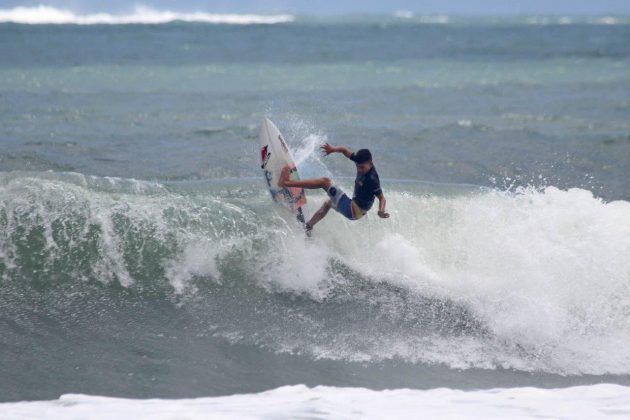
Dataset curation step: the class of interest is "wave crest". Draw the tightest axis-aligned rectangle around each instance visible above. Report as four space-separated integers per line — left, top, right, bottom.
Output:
0 5 294 25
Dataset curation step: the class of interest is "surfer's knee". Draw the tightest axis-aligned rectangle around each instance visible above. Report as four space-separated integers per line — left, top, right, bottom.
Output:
321 177 332 190
323 199 332 210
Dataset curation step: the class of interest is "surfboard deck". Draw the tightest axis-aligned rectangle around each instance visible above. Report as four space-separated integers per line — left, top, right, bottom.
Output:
259 118 309 228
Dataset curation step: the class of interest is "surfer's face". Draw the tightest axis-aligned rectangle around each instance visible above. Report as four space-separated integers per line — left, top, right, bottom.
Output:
355 161 372 175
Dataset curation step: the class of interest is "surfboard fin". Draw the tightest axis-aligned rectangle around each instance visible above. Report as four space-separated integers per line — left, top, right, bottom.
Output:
304 223 313 238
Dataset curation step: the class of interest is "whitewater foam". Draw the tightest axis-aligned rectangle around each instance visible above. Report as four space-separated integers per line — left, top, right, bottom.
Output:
0 5 294 25
215 182 630 374
3 384 630 419
524 16 624 25
317 186 630 373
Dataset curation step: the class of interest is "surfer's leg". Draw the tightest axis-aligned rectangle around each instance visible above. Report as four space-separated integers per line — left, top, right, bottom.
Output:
278 165 332 191
307 199 332 229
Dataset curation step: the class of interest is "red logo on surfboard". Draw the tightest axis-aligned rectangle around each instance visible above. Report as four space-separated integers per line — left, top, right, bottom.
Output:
261 145 271 169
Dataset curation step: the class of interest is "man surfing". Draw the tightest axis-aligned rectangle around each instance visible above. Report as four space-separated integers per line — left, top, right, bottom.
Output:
278 144 389 233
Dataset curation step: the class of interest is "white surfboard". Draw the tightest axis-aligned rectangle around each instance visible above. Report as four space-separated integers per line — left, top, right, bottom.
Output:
259 118 309 227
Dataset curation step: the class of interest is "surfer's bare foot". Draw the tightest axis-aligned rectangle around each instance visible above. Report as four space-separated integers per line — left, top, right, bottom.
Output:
278 165 291 187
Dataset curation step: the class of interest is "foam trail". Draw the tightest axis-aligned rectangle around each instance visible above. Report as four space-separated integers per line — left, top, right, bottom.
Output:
0 5 294 25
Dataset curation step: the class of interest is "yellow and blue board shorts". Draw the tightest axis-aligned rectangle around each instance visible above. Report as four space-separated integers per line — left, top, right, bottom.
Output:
326 184 365 220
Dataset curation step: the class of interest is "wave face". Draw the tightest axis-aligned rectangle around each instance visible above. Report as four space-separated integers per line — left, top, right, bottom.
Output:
2 171 630 380
0 5 294 25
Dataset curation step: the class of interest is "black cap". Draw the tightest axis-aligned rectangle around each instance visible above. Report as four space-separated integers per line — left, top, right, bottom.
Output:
351 149 372 164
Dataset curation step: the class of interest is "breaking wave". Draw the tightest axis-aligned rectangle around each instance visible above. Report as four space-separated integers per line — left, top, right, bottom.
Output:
0 5 294 25
1 171 630 375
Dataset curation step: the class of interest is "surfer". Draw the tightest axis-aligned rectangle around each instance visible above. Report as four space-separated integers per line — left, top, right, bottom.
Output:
278 144 389 232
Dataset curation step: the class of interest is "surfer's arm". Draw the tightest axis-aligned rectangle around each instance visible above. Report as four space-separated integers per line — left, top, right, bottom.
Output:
321 143 353 159
377 193 389 219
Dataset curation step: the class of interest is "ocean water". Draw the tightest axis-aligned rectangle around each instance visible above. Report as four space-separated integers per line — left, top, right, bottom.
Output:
1 6 630 417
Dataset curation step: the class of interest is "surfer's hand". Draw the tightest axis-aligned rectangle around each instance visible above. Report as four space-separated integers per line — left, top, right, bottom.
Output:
321 143 335 156
378 210 390 219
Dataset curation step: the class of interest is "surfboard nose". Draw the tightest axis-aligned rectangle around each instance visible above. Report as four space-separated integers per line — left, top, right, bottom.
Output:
261 118 280 141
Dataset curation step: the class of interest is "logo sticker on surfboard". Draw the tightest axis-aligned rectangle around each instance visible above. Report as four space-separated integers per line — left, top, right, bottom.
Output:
260 145 271 169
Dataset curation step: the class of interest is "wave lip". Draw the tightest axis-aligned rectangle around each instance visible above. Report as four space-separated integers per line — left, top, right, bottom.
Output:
0 5 295 25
